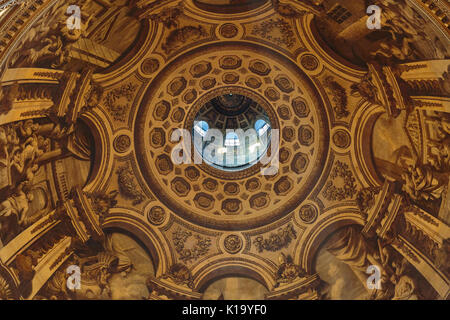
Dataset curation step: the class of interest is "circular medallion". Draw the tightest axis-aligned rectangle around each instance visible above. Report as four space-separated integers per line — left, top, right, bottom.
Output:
113 134 131 153
333 129 351 149
219 23 239 38
300 54 319 71
147 206 166 225
223 234 243 254
298 204 318 224
141 58 160 75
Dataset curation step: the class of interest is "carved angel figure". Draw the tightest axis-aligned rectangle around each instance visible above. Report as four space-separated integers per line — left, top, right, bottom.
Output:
9 0 94 68
369 0 430 63
275 253 306 285
350 74 380 105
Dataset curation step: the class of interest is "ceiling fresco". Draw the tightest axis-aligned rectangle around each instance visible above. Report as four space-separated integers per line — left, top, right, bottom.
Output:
0 0 448 302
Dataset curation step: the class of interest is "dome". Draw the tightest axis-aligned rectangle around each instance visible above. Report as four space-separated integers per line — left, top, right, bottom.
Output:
192 92 272 171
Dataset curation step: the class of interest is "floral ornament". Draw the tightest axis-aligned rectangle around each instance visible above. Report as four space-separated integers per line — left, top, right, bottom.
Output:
104 83 138 122
251 18 295 48
172 228 211 263
253 224 297 253
223 235 243 254
116 163 144 205
322 160 357 201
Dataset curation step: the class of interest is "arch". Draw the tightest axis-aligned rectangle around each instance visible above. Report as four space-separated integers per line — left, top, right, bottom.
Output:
295 207 365 274
79 109 114 192
299 14 367 78
192 257 277 292
224 131 240 146
102 210 172 278
351 101 385 187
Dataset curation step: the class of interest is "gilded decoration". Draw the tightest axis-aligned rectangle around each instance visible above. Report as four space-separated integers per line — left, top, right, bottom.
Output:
0 0 448 302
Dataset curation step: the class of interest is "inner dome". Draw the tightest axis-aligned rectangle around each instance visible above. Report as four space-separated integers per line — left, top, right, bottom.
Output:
193 93 271 171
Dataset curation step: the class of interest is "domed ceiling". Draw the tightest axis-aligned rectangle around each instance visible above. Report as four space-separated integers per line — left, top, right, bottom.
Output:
0 0 448 301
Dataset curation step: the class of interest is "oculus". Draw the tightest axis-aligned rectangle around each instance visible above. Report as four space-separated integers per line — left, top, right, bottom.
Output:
192 92 272 171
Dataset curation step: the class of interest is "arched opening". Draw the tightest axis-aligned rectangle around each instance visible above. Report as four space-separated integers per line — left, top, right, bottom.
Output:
202 276 268 300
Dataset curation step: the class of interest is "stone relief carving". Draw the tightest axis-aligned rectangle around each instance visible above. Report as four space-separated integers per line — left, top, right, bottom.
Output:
433 238 450 279
36 231 139 301
332 129 351 149
9 0 93 68
172 228 211 263
149 4 184 29
162 25 209 55
322 160 357 201
298 204 318 224
113 135 131 154
116 163 145 205
323 76 349 119
223 234 243 254
86 191 118 224
0 275 14 300
219 23 239 38
251 18 295 48
356 187 381 216
141 58 160 75
272 0 307 18
0 118 82 247
300 54 319 71
165 263 194 289
83 83 104 111
147 206 166 226
369 0 443 63
103 83 138 122
253 224 297 253
0 0 447 302
0 83 20 115
275 253 306 286
402 164 448 202
350 73 381 105
44 252 119 300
